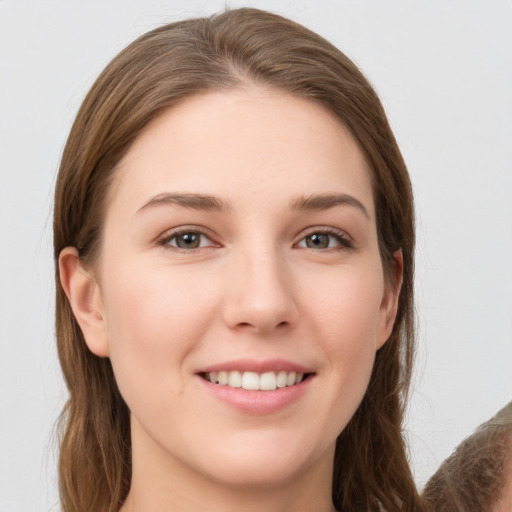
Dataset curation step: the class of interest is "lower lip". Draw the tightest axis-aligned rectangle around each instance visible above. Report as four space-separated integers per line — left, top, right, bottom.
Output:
197 375 313 415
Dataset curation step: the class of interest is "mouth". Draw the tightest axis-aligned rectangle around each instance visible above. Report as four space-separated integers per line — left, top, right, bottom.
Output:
199 370 313 391
196 361 315 414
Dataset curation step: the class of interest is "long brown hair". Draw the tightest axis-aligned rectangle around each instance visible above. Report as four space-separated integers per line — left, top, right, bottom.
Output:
54 8 424 512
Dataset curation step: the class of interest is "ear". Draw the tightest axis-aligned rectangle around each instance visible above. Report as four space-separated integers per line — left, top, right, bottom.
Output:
59 247 110 357
376 249 403 349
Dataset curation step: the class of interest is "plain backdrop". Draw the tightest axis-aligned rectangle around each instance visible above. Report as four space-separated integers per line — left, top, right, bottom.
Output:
1 1 511 510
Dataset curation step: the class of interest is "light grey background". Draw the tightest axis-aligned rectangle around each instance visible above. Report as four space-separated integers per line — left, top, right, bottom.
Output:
1 1 511 510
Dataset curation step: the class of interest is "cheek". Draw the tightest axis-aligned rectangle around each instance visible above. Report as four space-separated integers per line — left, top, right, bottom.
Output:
301 261 384 414
100 259 221 401
305 260 385 350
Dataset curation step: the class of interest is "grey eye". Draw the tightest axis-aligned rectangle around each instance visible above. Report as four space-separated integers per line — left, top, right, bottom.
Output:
297 230 350 250
166 232 211 249
305 233 330 249
175 233 200 249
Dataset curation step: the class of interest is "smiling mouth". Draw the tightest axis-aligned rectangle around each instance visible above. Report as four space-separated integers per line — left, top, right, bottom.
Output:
199 370 313 391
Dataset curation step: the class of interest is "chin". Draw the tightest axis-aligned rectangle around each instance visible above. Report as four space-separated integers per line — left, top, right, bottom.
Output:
202 455 309 490
190 432 334 490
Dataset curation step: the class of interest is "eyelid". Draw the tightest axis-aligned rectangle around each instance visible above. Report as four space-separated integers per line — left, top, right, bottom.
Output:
294 226 353 249
156 225 220 250
154 225 353 251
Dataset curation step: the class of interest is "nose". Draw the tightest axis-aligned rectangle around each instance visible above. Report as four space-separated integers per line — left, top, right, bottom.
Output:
222 246 299 335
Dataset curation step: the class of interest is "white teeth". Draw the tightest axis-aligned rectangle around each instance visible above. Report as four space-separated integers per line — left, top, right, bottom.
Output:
260 371 277 390
205 370 307 390
228 370 242 388
276 370 287 388
242 371 260 390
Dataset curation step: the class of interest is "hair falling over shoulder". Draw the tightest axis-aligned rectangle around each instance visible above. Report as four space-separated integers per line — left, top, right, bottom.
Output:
54 8 427 512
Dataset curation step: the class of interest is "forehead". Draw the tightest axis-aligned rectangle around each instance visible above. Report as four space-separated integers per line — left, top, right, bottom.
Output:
111 88 374 217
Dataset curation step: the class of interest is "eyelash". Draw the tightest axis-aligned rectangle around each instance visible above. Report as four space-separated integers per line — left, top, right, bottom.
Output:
157 227 353 252
297 227 353 250
157 227 218 251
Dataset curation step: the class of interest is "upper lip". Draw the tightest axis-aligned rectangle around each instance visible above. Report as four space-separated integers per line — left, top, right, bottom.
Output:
197 359 315 374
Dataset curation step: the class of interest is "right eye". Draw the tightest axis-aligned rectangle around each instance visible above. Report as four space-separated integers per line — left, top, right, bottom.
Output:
159 230 215 250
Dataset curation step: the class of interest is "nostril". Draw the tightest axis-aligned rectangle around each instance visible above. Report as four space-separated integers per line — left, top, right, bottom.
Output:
234 321 289 331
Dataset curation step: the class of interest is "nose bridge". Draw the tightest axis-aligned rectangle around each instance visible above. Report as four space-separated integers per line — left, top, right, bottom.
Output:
223 241 298 333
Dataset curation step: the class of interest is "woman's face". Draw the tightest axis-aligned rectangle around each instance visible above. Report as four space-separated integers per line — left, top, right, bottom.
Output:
76 89 399 489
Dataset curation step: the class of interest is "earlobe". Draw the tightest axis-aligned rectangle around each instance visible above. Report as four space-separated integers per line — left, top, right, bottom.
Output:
59 247 110 357
377 249 403 349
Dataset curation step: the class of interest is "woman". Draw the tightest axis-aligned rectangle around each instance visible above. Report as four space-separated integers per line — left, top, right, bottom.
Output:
54 8 425 512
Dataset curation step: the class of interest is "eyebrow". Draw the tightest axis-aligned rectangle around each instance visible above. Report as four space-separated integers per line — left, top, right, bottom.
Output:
290 193 369 218
136 191 369 218
137 193 230 214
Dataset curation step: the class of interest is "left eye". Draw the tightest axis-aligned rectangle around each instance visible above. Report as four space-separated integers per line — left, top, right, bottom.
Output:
297 232 348 249
163 231 212 250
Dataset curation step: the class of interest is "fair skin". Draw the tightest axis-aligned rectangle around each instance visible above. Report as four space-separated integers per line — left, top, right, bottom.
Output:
60 88 401 512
